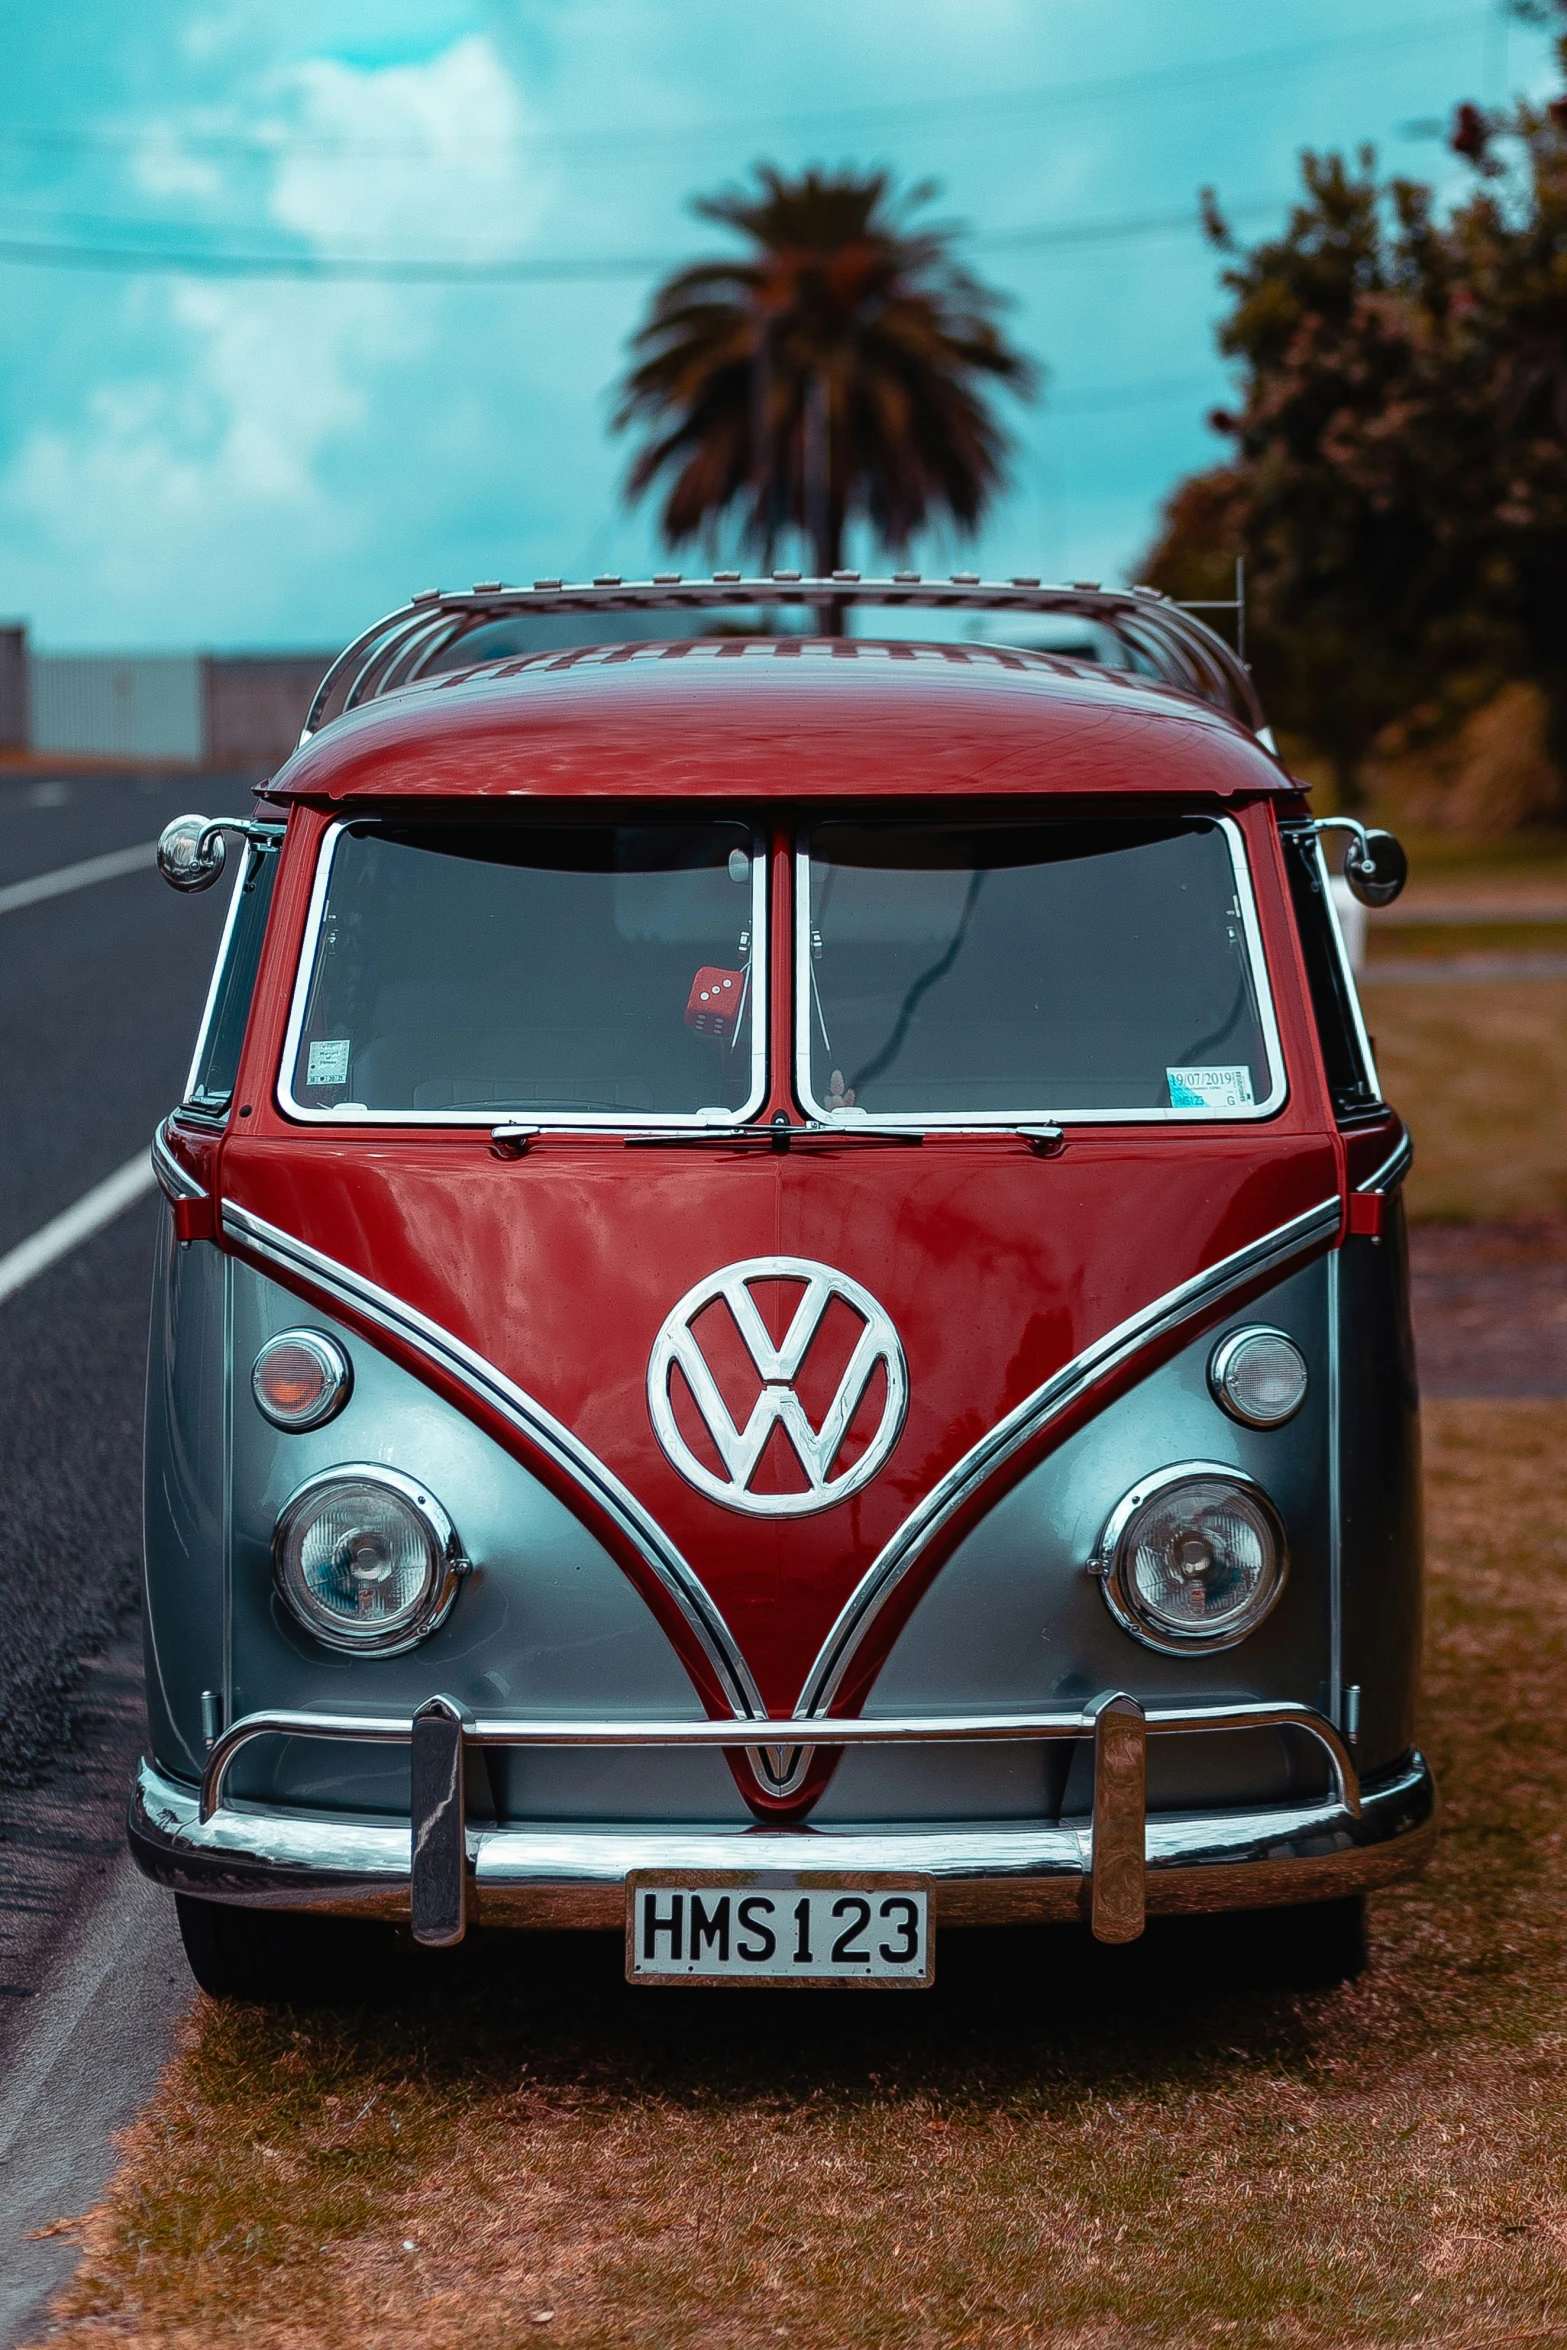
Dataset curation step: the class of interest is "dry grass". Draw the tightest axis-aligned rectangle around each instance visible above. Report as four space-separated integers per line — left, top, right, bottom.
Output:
1362 978 1567 1221
1369 925 1567 959
24 1400 1567 2348
1366 832 1567 882
1366 683 1564 836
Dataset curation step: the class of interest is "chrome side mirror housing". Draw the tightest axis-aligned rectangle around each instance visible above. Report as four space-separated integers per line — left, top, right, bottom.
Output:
157 814 286 892
157 814 227 892
1311 817 1409 908
1343 827 1408 909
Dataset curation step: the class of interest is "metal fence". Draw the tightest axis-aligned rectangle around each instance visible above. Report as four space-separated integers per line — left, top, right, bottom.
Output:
29 654 205 762
14 647 336 769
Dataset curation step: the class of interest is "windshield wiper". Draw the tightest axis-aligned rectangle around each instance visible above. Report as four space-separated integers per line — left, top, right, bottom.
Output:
489 1116 920 1157
493 1116 1063 1156
625 1120 1066 1152
626 1115 923 1151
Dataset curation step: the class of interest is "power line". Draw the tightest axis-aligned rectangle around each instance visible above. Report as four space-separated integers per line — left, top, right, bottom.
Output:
0 10 1490 170
1048 372 1225 416
0 193 1288 282
985 198 1281 254
0 233 666 281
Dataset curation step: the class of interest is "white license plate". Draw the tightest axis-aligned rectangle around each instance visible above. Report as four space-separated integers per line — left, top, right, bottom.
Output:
626 1871 933 1987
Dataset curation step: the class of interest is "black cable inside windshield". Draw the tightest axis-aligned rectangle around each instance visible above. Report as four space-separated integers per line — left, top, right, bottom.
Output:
847 869 987 1097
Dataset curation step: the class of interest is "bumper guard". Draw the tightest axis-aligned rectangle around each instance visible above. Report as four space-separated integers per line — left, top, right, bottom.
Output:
128 1695 1437 1949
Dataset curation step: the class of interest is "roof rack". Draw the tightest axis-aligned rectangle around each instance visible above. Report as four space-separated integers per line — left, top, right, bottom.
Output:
299 574 1264 745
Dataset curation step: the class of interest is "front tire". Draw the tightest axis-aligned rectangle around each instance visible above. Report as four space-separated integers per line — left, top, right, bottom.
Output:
175 1894 392 2003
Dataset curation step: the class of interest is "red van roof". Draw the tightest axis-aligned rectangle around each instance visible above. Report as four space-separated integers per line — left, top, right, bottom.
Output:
266 636 1290 804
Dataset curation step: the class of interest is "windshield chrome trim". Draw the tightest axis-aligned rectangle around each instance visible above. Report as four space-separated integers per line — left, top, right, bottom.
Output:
220 1201 768 1729
793 1193 1342 1741
793 811 1288 1127
275 815 769 1129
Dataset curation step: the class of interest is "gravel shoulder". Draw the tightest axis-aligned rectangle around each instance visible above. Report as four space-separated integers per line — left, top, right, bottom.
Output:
0 1631 187 2350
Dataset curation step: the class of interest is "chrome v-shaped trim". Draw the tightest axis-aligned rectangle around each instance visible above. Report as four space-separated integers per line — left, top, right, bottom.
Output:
223 1191 1341 1801
794 1192 1343 1721
220 1203 769 1732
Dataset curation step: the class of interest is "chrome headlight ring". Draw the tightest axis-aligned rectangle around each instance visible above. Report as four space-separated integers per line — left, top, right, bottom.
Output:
272 1464 470 1657
1092 1460 1288 1656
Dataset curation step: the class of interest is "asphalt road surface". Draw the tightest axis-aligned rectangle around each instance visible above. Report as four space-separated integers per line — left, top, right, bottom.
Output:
0 766 251 2347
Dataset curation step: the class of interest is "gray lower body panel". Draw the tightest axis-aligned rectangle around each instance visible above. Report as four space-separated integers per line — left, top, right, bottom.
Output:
128 1750 1437 1930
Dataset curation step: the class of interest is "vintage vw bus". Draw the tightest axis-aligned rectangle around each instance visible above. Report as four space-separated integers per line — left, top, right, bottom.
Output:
131 576 1432 2000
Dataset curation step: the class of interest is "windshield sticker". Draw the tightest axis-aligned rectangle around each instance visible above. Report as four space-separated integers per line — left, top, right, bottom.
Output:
306 1038 351 1087
1167 1064 1255 1110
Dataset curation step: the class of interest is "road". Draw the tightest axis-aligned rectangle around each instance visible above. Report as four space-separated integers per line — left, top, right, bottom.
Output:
0 765 251 2347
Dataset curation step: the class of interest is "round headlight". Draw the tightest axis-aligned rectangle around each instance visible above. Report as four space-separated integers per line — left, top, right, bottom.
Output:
1209 1327 1308 1428
273 1467 468 1654
252 1331 352 1430
1095 1465 1287 1653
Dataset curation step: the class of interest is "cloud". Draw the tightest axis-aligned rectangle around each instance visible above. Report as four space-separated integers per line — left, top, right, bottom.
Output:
0 31 552 643
131 124 228 204
2 0 1563 643
270 35 549 250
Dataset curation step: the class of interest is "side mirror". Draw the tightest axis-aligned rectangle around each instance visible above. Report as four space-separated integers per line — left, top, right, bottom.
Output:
1343 828 1408 908
157 814 226 892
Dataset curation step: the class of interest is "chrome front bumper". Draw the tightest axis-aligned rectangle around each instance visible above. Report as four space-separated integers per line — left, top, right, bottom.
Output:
127 1694 1437 1946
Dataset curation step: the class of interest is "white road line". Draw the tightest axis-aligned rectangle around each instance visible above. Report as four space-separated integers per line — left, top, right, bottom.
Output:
0 838 157 916
0 1151 157 1307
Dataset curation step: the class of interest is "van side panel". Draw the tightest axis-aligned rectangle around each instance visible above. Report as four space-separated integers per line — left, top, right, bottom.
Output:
1337 1193 1423 1773
143 1217 228 1782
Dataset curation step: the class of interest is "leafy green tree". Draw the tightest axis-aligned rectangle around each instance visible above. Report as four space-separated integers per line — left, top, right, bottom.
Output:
1142 54 1567 806
614 166 1035 606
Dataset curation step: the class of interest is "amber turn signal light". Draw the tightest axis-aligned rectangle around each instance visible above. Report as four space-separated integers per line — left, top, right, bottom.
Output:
252 1331 353 1431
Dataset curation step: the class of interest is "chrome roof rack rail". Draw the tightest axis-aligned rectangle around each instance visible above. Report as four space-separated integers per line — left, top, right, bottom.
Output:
299 575 1266 746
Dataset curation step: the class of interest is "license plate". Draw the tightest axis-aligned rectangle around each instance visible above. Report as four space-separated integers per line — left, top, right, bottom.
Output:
626 1870 933 1987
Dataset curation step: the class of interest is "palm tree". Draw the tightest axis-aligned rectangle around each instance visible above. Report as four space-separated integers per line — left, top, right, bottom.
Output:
614 166 1036 611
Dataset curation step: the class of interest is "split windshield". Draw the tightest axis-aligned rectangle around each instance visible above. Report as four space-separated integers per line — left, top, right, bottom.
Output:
284 818 764 1122
801 816 1278 1120
282 810 1279 1126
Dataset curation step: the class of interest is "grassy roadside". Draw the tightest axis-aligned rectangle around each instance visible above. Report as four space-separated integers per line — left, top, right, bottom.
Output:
1360 976 1567 1221
30 1398 1567 2349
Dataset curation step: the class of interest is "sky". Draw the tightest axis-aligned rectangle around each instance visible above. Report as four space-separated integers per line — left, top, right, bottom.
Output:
0 0 1558 649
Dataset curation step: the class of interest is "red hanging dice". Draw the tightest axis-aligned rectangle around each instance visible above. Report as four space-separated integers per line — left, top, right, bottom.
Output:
685 966 746 1040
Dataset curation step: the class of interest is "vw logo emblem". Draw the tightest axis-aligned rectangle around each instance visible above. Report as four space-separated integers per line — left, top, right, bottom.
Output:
647 1255 908 1517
